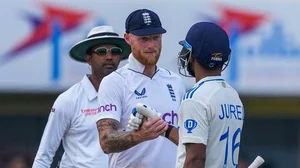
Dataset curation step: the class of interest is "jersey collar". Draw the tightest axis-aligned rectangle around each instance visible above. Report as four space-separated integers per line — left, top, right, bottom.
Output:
127 54 146 73
81 75 98 101
195 76 224 86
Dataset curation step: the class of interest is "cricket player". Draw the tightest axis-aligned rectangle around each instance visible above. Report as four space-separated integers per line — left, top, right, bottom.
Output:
128 22 244 168
175 22 244 168
96 9 186 168
32 26 131 168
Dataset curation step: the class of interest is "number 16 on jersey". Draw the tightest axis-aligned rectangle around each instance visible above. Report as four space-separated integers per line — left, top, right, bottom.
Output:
219 127 241 168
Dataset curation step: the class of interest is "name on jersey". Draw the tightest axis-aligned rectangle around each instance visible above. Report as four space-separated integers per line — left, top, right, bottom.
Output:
219 104 244 120
98 104 117 113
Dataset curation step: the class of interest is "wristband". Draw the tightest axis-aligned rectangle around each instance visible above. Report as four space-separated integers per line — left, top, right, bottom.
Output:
165 125 174 139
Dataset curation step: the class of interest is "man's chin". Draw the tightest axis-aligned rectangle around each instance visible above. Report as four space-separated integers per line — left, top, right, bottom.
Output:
142 55 159 66
103 69 115 76
144 60 158 66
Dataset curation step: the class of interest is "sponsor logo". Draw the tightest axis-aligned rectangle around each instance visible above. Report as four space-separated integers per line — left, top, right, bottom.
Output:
162 110 178 125
211 53 223 61
81 108 98 116
184 119 197 133
134 88 148 99
98 104 117 113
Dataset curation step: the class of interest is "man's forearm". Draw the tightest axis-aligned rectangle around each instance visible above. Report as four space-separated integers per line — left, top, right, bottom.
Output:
184 159 205 168
97 118 143 154
184 143 206 168
166 126 179 145
102 130 143 153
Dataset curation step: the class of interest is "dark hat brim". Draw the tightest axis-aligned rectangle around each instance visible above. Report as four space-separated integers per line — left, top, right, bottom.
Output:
130 27 166 36
69 36 131 63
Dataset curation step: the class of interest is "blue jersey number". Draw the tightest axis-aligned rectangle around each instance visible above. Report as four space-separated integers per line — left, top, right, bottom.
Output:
219 127 241 168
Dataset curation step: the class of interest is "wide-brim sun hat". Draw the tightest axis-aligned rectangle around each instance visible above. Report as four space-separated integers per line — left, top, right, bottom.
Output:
69 26 131 63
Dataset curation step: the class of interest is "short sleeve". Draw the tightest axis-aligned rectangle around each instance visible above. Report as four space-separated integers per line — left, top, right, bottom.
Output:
179 99 209 145
97 74 123 122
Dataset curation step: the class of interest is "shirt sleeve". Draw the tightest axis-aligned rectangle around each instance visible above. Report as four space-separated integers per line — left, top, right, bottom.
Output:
97 74 123 122
32 95 72 168
179 99 209 145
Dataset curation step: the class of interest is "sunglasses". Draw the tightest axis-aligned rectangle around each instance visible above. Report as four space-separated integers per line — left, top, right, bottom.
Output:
91 47 123 56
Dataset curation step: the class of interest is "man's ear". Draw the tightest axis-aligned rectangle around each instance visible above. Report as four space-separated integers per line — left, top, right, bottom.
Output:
85 55 92 66
189 55 195 63
124 33 131 45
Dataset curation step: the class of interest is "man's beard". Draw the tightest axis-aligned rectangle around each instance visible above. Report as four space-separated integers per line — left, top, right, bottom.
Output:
187 62 195 77
132 46 161 66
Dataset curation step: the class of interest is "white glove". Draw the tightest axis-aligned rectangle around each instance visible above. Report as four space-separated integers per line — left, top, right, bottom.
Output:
127 108 144 130
127 104 163 131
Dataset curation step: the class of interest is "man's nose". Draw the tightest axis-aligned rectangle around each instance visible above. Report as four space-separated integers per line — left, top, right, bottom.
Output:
147 40 156 48
105 52 113 59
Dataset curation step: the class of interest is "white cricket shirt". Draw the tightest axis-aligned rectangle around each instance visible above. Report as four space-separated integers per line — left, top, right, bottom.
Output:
97 54 186 168
176 76 244 168
33 75 108 168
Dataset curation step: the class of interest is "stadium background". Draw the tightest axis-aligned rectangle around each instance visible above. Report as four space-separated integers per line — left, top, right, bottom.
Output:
0 0 299 167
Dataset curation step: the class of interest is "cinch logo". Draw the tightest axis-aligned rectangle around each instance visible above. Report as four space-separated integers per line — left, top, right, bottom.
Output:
162 110 178 125
81 108 98 116
134 88 148 99
98 104 117 113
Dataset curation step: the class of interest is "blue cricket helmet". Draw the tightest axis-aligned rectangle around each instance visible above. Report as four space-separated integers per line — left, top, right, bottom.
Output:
178 22 231 77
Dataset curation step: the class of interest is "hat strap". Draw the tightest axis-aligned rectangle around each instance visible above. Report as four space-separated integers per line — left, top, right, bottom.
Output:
88 32 119 38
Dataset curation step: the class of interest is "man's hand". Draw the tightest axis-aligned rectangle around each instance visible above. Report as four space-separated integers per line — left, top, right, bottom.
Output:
126 104 178 145
127 105 161 130
133 117 168 141
127 112 144 130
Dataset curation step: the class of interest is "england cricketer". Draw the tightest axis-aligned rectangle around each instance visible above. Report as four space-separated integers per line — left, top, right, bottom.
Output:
96 9 186 168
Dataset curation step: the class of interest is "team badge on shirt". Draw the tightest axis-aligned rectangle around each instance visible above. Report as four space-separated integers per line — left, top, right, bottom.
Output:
167 84 176 101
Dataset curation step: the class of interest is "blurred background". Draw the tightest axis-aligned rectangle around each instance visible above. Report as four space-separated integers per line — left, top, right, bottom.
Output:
0 0 299 167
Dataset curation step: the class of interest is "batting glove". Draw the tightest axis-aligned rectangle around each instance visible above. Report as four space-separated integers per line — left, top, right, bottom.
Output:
127 108 144 130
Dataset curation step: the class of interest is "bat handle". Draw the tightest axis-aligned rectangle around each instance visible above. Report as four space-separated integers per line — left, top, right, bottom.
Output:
132 107 138 116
